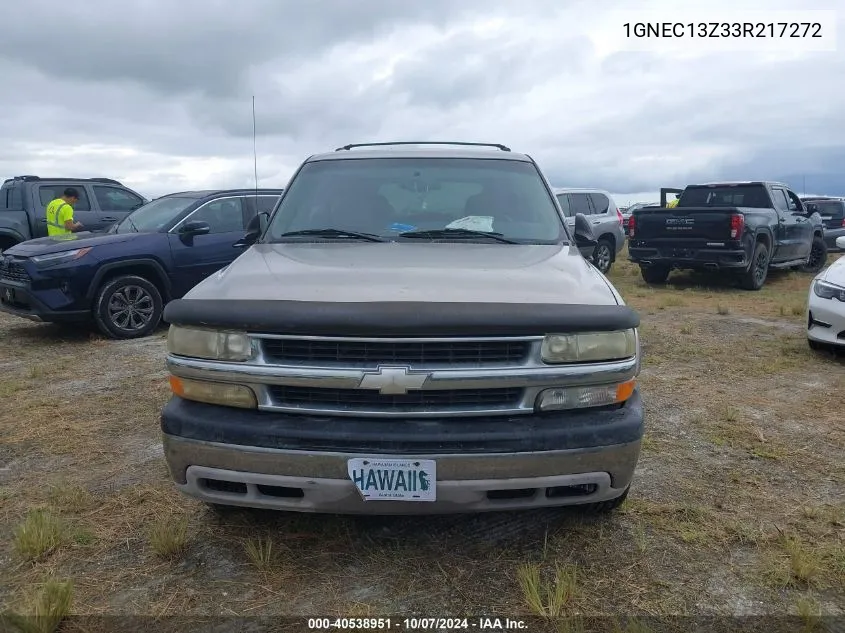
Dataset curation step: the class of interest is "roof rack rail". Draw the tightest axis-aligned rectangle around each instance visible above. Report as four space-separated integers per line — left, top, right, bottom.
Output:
10 175 122 184
334 141 511 152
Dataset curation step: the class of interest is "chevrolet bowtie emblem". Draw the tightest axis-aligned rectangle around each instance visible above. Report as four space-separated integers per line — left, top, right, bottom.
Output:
357 366 430 395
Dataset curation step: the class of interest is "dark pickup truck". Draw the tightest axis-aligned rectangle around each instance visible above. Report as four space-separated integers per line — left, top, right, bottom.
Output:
0 175 148 252
627 181 827 290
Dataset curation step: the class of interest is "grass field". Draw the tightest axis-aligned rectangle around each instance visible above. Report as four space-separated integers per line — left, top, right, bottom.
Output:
1 247 843 628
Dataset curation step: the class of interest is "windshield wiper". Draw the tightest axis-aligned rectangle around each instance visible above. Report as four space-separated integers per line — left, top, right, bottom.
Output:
399 228 518 244
276 228 386 242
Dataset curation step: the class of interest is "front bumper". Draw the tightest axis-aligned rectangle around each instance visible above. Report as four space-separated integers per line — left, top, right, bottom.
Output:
160 391 644 514
807 292 845 347
0 281 90 323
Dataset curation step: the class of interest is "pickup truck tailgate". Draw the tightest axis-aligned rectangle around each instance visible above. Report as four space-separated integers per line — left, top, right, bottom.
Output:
633 207 738 241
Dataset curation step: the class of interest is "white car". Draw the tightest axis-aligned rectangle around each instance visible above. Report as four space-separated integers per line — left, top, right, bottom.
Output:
807 235 845 351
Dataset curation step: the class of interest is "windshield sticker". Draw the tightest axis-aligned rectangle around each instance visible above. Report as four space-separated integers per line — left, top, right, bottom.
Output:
446 216 495 232
388 222 417 232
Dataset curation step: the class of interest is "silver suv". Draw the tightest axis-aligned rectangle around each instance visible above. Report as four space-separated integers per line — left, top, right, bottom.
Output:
553 188 626 274
160 142 644 516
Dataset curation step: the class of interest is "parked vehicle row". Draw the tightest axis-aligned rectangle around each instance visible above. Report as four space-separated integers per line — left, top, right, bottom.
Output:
0 188 283 338
552 187 626 274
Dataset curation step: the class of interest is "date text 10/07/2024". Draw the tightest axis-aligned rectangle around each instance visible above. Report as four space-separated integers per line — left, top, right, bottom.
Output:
623 22 822 38
307 618 528 630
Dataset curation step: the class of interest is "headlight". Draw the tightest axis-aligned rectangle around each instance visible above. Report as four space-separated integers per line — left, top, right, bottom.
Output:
536 379 636 412
169 376 257 408
166 325 252 361
813 280 845 302
541 329 636 363
31 247 92 265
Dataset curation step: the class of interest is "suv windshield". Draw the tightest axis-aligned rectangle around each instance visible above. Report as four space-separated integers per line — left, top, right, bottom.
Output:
264 158 565 244
111 196 198 234
680 186 771 208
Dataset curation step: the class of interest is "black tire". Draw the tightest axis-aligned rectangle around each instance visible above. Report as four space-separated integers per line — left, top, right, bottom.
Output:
738 241 769 291
640 265 670 284
93 274 163 339
591 238 614 274
579 486 629 514
800 235 827 274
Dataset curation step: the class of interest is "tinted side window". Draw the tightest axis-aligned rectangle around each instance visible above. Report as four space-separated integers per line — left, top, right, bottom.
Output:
93 186 144 211
38 185 91 211
569 193 592 215
254 195 281 214
588 193 610 214
190 197 246 233
556 194 572 217
771 189 790 212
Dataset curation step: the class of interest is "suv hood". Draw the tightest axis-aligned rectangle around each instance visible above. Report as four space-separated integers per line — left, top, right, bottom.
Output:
187 242 621 305
7 231 141 256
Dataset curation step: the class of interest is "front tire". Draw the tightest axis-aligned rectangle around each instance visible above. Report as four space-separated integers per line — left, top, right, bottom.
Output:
738 242 769 290
93 274 163 339
592 238 614 274
801 235 827 274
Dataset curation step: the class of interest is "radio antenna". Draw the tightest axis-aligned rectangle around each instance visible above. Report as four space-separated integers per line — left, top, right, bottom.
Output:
252 95 259 201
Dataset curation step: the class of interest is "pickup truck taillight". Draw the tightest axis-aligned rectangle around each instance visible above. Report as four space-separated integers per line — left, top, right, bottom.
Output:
616 209 624 225
628 215 635 238
730 213 744 239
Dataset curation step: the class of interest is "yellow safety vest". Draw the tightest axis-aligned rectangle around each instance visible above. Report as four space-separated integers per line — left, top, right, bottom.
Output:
46 199 73 236
666 198 679 208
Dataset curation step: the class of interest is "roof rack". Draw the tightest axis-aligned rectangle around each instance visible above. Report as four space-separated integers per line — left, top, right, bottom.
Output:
334 141 511 152
9 175 122 185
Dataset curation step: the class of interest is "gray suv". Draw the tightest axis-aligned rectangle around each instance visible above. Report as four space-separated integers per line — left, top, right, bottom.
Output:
160 142 644 516
553 188 626 274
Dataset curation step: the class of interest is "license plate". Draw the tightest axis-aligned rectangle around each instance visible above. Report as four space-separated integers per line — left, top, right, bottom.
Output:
347 458 436 501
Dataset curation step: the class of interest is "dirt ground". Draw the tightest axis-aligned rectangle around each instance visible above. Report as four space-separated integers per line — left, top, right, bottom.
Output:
1 248 843 626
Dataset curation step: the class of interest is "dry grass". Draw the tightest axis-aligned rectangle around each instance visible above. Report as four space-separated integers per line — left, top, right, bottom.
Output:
518 562 580 616
147 514 189 560
13 510 65 563
0 249 843 616
1 578 73 633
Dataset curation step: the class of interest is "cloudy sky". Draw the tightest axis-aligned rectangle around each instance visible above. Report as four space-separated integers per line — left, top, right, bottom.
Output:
1 0 842 206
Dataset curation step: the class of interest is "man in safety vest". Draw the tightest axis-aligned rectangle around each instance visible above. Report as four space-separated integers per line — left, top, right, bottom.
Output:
46 188 84 236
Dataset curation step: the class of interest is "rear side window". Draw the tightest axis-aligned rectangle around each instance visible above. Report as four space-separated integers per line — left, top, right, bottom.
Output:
38 185 91 211
2 184 23 209
588 192 611 214
555 194 573 217
569 193 592 215
254 195 281 214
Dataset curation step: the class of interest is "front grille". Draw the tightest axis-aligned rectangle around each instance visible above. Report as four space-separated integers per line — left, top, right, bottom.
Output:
260 338 530 366
268 386 522 411
0 262 29 283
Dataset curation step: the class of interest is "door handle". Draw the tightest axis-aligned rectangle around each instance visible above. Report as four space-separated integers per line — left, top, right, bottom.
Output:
101 217 117 222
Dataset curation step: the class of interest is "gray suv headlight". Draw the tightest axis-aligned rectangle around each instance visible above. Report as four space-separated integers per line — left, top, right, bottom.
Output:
541 329 637 363
166 325 252 361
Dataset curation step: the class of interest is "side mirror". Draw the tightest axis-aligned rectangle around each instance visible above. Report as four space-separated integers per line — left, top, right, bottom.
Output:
233 212 269 248
836 236 845 250
179 220 211 238
573 213 597 246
